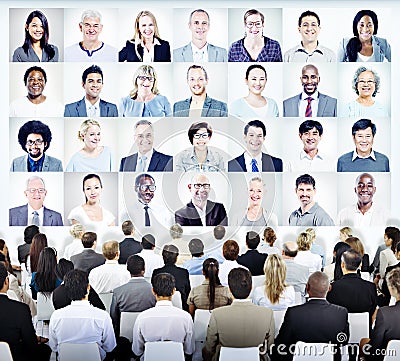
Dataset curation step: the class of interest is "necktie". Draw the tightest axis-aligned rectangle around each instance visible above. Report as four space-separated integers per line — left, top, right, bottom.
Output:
251 159 259 172
138 155 147 172
305 97 313 117
144 206 150 226
32 211 39 226
88 105 97 118
31 161 39 172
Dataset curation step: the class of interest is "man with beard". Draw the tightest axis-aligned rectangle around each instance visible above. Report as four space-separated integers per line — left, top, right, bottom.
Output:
11 120 63 172
283 64 337 117
337 173 390 226
173 65 227 117
289 174 334 226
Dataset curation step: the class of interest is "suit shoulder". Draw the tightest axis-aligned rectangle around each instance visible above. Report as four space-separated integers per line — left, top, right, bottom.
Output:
283 94 299 103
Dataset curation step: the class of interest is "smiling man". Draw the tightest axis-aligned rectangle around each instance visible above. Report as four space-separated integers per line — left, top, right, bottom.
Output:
337 173 390 226
173 9 227 62
337 118 390 172
64 65 118 117
283 64 337 117
289 174 334 226
284 10 335 62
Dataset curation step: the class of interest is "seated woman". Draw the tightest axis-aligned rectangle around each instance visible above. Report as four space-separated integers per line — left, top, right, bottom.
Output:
187 258 232 317
175 121 225 172
118 64 171 117
341 67 388 117
68 173 115 230
119 10 170 62
294 232 322 274
252 254 296 311
66 119 114 172
338 9 390 62
378 227 400 288
230 64 279 118
258 227 279 254
13 10 59 62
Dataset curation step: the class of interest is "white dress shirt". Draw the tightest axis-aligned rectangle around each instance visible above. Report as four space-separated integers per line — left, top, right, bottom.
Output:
299 91 319 117
138 249 164 278
84 97 101 117
63 239 84 261
218 260 249 287
294 250 322 274
243 152 262 173
191 42 209 62
88 260 130 293
286 149 334 172
337 203 390 227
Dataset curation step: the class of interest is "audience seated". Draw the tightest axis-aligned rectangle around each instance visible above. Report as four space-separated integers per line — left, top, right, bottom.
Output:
170 224 191 265
237 231 268 276
118 220 142 264
380 242 400 306
63 223 85 261
294 232 322 274
219 240 249 287
258 227 279 255
138 234 163 278
18 225 39 265
183 238 207 275
70 232 105 274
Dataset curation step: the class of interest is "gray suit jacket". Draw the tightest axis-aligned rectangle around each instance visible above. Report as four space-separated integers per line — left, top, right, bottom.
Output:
173 95 227 117
64 97 118 117
9 204 63 226
283 93 337 117
10 154 63 172
70 249 105 274
119 150 173 172
173 43 227 62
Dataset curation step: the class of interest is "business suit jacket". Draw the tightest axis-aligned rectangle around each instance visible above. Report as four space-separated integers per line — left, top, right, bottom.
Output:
70 249 105 274
228 152 283 172
237 250 268 276
152 264 191 312
64 97 118 117
283 93 337 117
118 237 143 264
119 149 173 172
273 299 349 361
10 154 63 172
175 200 228 226
119 38 171 62
173 95 228 117
17 243 31 264
173 43 227 62
9 205 63 226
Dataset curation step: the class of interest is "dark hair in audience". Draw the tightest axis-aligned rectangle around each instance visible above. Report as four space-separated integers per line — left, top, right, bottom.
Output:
299 120 323 136
34 247 58 297
81 232 97 248
122 220 134 236
142 234 155 249
0 263 8 289
127 255 145 276
282 242 298 258
245 64 266 79
295 174 315 188
346 10 378 62
23 10 56 60
334 242 352 281
307 271 330 298
162 244 179 265
342 249 362 271
263 227 277 246
30 233 48 273
352 119 376 137
203 258 221 311
246 231 260 249
298 10 320 26
345 237 365 257
223 240 239 261
18 120 52 152
82 65 103 83
82 174 102 203
24 225 39 244
152 273 175 297
55 258 74 280
213 225 226 240
187 121 213 144
24 66 47 85
228 268 252 299
244 119 266 137
386 268 400 297
189 238 204 257
385 227 400 253
64 269 89 301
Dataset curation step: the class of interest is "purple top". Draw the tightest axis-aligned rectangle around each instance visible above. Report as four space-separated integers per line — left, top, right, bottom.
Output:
228 36 282 62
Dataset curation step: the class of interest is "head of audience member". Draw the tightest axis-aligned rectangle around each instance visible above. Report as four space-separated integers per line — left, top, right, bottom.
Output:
135 173 156 205
188 121 213 150
79 10 103 44
34 247 58 294
307 271 330 298
70 223 85 240
64 269 89 301
354 173 376 209
243 119 266 157
134 120 154 155
202 258 221 310
295 174 316 211
81 65 104 102
188 238 204 258
142 234 156 250
305 228 316 244
384 227 400 254
0 240 10 268
78 119 102 151
282 241 299 259
102 240 119 261
188 9 210 44
339 227 352 243
297 10 321 45
152 272 175 299
341 249 362 274
24 225 40 245
133 10 160 47
243 9 264 40
352 67 380 99
223 240 240 261
247 177 264 207
228 267 252 299
298 120 323 154
24 176 47 210
162 244 179 266
263 227 277 247
169 224 183 240
24 66 47 100
18 120 53 161
246 231 260 250
213 225 226 241
127 254 145 277
264 254 287 304
300 64 320 96
55 258 74 281
297 232 312 251
81 231 97 249
0 263 9 293
395 243 400 261
30 233 48 273
130 65 159 100
351 118 376 158
188 173 211 209
333 242 352 280
386 267 400 301
187 65 208 97
122 220 135 237
245 64 267 97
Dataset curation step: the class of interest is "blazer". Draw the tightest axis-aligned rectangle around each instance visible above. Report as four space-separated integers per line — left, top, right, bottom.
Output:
119 150 173 172
9 205 63 226
283 93 337 117
175 200 228 226
228 152 283 172
119 38 171 62
173 95 227 117
338 36 391 62
70 249 105 274
10 154 63 172
118 237 143 264
237 250 268 276
64 97 118 117
173 42 227 62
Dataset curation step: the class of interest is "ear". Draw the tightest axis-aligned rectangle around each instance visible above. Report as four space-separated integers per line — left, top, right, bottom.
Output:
328 284 332 293
171 287 176 296
188 184 192 191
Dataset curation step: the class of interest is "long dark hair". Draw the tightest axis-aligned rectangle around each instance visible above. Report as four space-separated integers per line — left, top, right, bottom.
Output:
34 247 58 297
22 10 56 60
203 258 221 311
30 233 48 273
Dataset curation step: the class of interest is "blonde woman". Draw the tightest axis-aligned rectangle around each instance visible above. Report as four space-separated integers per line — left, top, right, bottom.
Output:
294 232 322 274
119 10 170 62
305 227 325 269
66 119 114 172
63 223 86 261
252 254 296 311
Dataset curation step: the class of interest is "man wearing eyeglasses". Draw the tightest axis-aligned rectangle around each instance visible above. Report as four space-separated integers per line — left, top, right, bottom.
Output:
9 176 63 226
175 173 228 226
64 9 117 62
11 120 63 172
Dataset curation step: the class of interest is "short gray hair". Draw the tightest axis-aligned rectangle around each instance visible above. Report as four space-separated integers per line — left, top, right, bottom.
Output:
26 176 45 190
81 9 102 23
352 66 380 97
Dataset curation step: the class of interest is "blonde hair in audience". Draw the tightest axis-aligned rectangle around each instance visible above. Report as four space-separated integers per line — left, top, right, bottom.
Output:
297 232 311 251
340 227 352 240
78 119 101 141
102 240 119 260
69 223 85 239
305 228 316 243
346 236 365 257
264 254 287 304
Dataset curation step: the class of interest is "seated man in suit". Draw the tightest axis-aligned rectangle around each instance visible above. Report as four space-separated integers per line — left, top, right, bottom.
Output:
64 65 118 117
173 65 227 117
228 119 283 172
119 119 172 172
11 120 63 172
237 231 268 276
118 220 142 264
173 9 227 62
283 64 337 117
175 173 228 226
9 176 63 226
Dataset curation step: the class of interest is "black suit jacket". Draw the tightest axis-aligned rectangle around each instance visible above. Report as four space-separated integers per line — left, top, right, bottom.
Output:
380 262 400 305
175 200 228 226
119 38 171 62
52 284 105 310
228 152 283 172
118 237 143 264
152 264 191 312
119 150 173 172
237 250 268 276
17 243 31 264
70 249 105 274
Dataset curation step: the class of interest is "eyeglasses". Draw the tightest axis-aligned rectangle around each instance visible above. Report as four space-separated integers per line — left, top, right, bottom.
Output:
81 22 102 30
138 185 156 192
192 183 210 189
26 139 44 146
193 132 209 139
137 75 155 82
246 21 263 28
358 80 375 85
26 188 46 194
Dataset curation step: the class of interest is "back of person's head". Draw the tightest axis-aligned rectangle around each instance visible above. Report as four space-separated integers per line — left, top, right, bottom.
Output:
386 268 400 298
307 271 330 298
142 234 155 250
385 227 400 253
340 227 352 241
282 241 298 258
169 224 183 240
264 254 287 304
246 231 260 249
102 240 119 260
213 225 226 240
0 262 8 290
122 220 134 236
263 227 277 246
203 258 221 310
127 255 145 276
30 233 48 272
228 268 252 299
69 223 85 239
64 269 89 301
35 247 58 294
297 232 311 251
188 238 204 257
345 237 365 256
305 228 316 243
24 225 39 244
162 244 179 265
342 249 362 271
81 232 97 248
55 258 74 280
223 240 239 261
152 273 175 297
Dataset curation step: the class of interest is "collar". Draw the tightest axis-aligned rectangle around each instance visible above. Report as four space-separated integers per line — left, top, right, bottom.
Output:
297 202 318 215
28 154 44 171
352 149 376 161
191 41 208 52
299 149 323 161
296 41 324 55
301 91 319 100
354 203 374 214
307 297 327 302
141 37 161 47
84 97 100 109
138 148 154 160
232 299 252 304
105 260 118 264
156 300 173 306
71 300 90 306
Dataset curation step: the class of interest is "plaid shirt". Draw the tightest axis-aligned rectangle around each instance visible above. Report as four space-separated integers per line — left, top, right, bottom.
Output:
228 36 282 62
